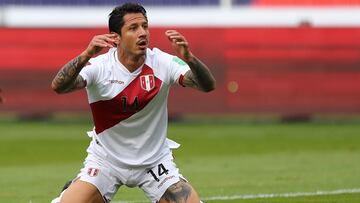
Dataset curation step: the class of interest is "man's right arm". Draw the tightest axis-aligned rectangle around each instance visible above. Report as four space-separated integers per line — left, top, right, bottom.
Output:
51 52 90 94
51 33 117 94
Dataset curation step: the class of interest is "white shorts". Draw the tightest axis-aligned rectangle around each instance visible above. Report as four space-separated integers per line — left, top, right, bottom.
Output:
74 139 185 203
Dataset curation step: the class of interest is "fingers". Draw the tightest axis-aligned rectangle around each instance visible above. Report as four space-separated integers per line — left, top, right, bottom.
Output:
165 30 193 61
165 30 188 45
174 41 188 46
92 33 117 48
92 39 113 48
165 30 180 37
85 33 118 57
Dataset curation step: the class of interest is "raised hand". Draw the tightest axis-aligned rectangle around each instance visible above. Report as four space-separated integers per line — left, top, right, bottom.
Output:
165 30 216 92
83 33 118 58
52 33 117 94
165 30 194 62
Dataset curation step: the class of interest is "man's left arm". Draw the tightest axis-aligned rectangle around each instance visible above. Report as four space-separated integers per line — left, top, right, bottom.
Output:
182 56 216 92
165 30 216 92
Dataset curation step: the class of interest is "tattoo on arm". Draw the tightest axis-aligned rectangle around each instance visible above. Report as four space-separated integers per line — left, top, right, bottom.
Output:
162 181 191 203
61 75 86 93
183 57 216 92
51 55 88 93
182 71 199 89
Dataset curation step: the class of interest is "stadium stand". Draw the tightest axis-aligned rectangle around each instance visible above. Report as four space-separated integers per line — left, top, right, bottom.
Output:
1 1 360 118
225 28 360 114
2 0 360 6
1 27 360 117
252 0 360 6
0 0 219 6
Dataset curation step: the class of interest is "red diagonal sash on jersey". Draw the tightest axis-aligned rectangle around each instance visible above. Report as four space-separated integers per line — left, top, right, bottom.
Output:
90 64 162 134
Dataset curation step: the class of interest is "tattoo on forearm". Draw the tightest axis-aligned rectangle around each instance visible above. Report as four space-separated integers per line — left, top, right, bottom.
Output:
183 72 198 89
61 76 86 93
162 181 191 203
51 55 88 93
186 57 216 92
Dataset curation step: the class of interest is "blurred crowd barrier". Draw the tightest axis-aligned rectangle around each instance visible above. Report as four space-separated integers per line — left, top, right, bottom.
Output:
0 1 360 118
1 27 360 118
1 0 360 6
0 0 220 6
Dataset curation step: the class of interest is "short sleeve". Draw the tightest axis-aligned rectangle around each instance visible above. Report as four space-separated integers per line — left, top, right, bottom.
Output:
148 48 190 86
79 60 100 87
168 56 190 86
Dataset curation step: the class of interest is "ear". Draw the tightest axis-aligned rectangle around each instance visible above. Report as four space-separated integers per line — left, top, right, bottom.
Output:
111 32 121 45
114 35 121 45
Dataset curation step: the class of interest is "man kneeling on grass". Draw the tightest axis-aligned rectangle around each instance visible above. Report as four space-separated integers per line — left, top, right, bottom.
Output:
50 2 215 203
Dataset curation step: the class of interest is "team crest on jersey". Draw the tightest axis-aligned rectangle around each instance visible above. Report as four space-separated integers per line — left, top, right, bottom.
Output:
87 168 99 177
140 74 155 91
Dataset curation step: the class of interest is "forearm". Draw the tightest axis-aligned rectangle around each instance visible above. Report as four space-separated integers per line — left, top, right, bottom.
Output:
185 56 216 92
51 51 90 93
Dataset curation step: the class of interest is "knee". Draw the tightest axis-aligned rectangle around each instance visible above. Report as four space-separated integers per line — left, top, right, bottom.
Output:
160 180 200 203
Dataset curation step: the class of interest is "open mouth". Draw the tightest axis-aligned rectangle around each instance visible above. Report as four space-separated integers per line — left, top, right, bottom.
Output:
137 40 147 49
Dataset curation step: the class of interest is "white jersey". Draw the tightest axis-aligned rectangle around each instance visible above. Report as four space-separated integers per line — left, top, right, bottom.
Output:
79 47 189 167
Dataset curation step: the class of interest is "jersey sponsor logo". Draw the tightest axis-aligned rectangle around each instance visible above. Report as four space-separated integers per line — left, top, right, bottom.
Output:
109 79 124 85
140 74 155 91
87 168 99 177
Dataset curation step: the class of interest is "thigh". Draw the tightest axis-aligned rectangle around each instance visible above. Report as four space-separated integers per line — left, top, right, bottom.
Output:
62 145 121 203
159 179 200 203
139 154 199 203
60 180 104 203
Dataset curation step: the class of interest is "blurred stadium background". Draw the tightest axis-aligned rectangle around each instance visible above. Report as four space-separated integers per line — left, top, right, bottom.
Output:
1 1 360 203
1 0 360 121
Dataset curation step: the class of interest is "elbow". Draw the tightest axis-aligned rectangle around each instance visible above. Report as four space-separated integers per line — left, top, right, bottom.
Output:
203 86 216 93
202 79 216 93
51 82 65 94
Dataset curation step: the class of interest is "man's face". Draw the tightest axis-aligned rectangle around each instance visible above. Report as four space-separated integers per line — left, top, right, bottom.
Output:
118 13 149 56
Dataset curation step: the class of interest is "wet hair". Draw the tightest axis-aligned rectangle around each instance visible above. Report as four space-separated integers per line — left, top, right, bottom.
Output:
108 2 147 35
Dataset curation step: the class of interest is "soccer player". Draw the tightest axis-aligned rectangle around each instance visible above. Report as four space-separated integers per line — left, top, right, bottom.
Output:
50 3 216 203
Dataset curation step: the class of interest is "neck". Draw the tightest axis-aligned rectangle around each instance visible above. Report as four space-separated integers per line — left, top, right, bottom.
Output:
117 49 145 72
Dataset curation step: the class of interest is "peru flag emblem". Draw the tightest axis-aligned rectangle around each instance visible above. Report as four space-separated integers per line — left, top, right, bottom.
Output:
140 74 155 91
87 168 99 177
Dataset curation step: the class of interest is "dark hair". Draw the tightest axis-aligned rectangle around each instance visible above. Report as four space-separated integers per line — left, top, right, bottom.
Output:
108 3 147 35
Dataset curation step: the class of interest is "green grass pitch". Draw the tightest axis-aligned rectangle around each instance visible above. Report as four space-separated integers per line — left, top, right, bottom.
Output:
0 121 360 203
